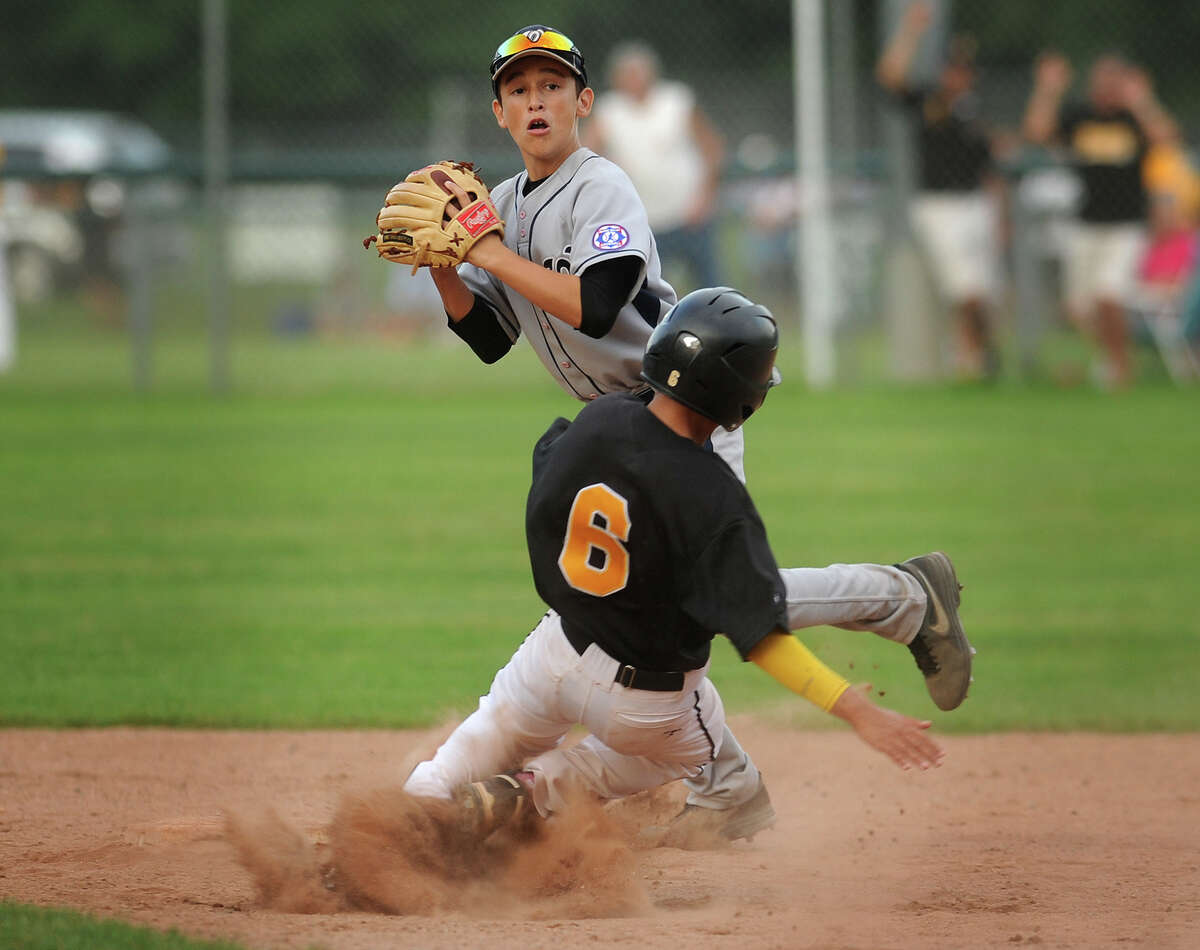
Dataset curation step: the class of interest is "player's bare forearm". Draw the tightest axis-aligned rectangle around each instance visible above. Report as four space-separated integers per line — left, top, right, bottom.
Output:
692 108 726 179
749 632 942 771
1022 90 1063 144
1120 67 1178 145
875 0 931 91
429 266 476 321
687 109 726 224
830 685 945 772
1129 97 1178 145
1024 52 1072 144
467 234 584 329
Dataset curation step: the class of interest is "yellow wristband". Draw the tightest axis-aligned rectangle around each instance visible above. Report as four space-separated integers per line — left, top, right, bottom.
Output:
749 631 852 712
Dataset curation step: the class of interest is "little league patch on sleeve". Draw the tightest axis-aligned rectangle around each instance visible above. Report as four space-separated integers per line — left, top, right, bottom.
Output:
592 224 631 251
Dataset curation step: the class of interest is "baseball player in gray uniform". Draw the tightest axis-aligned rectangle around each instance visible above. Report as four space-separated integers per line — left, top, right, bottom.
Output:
405 24 973 844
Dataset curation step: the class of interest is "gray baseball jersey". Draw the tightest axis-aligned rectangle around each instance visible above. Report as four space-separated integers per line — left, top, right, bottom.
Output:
458 147 676 401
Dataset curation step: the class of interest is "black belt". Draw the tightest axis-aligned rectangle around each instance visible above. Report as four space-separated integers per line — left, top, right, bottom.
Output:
562 621 686 692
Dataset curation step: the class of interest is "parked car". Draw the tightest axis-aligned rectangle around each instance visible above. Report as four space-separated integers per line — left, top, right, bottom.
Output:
0 111 180 304
0 110 171 177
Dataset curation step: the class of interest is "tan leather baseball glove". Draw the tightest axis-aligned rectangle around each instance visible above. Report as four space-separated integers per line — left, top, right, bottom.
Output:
363 161 504 274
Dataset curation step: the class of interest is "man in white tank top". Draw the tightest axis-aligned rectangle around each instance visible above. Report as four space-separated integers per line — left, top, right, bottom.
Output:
586 42 725 289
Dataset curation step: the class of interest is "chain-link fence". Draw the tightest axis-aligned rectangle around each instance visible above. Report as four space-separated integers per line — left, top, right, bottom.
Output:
3 0 1199 388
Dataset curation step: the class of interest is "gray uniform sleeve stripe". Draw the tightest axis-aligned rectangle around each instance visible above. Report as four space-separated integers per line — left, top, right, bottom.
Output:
575 247 648 274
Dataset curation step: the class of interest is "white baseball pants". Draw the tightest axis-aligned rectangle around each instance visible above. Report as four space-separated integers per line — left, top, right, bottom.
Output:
404 610 725 816
404 562 926 814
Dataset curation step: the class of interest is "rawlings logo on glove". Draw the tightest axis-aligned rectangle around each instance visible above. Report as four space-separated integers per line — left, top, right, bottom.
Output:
460 202 502 237
363 160 505 274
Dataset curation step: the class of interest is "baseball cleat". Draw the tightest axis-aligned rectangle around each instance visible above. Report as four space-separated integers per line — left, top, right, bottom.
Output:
710 776 776 842
454 771 533 839
898 551 973 711
646 776 776 849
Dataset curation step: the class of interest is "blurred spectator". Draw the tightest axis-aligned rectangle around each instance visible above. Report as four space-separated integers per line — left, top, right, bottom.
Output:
741 169 800 305
584 41 725 289
1132 144 1200 379
380 258 457 341
1140 189 1197 303
1144 141 1200 227
1024 53 1178 387
877 1 1001 380
74 181 126 325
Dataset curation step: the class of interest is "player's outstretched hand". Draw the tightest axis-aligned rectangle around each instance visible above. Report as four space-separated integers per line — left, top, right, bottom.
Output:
831 684 945 771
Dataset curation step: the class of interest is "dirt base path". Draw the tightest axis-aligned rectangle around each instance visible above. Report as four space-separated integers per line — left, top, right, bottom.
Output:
2 720 1197 950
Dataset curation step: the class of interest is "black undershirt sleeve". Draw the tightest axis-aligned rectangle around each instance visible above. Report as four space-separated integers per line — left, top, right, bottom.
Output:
577 256 644 339
446 294 515 364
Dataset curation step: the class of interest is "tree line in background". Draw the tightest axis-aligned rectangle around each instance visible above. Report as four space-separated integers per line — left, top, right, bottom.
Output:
3 0 1198 141
3 0 786 127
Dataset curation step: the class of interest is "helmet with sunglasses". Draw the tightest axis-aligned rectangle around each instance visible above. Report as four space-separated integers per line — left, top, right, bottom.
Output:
641 287 782 432
491 25 588 99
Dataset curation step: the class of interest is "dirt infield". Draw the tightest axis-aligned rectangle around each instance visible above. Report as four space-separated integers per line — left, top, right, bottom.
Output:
1 719 1197 950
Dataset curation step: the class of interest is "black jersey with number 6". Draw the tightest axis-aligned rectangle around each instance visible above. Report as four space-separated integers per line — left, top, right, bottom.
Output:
525 394 788 673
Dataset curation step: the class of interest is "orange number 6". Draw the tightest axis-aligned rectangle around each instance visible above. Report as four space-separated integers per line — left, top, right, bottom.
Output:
557 483 631 597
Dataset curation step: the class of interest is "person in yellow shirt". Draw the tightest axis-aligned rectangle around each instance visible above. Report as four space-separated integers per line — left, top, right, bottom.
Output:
1025 53 1178 386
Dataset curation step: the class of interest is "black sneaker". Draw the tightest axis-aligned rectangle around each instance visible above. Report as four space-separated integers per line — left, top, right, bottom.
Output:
898 552 974 711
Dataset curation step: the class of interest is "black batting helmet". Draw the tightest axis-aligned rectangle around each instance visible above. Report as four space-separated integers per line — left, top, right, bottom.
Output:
641 287 782 431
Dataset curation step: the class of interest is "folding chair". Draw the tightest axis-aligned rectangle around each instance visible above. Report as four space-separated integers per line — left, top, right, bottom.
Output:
1130 275 1200 384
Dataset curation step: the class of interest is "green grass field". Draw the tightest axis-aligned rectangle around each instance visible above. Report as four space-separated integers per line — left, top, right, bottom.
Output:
3 330 1199 733
0 902 248 950
3 326 1200 950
